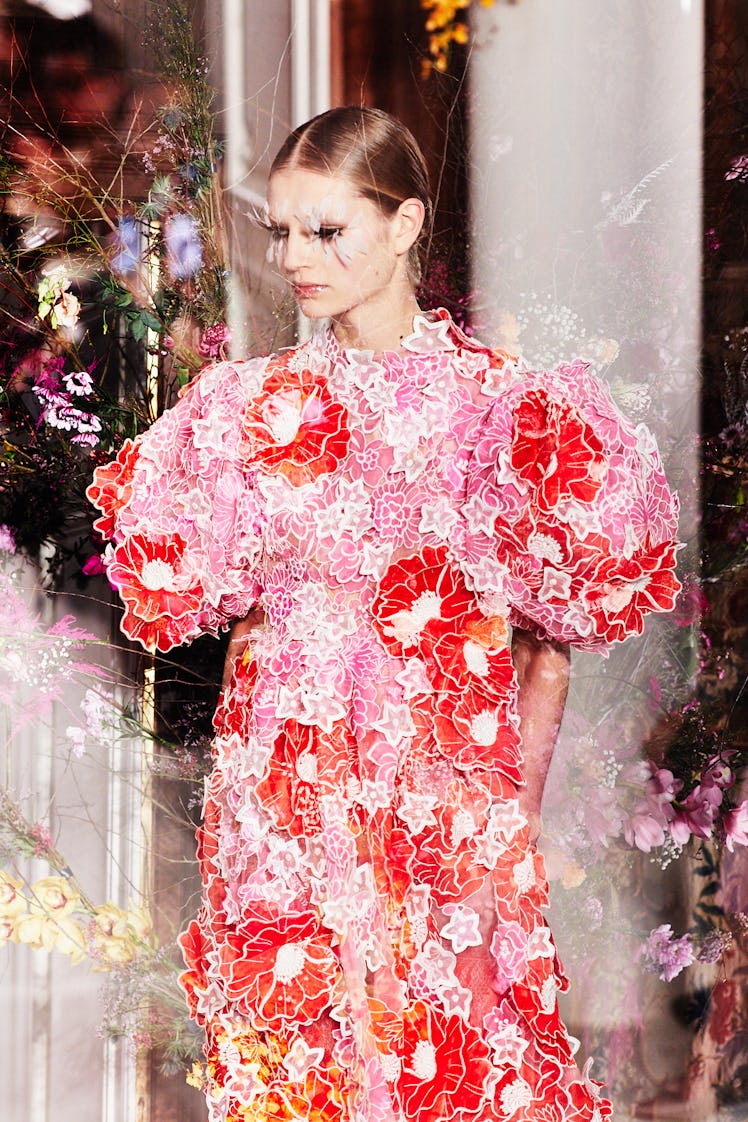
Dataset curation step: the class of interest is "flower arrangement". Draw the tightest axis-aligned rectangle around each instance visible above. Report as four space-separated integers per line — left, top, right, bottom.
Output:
421 0 509 75
0 536 208 1066
0 0 233 575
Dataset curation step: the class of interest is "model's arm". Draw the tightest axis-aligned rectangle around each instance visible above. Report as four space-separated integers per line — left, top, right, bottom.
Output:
511 627 571 841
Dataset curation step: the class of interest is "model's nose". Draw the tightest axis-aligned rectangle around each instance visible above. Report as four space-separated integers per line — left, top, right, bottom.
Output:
280 229 312 273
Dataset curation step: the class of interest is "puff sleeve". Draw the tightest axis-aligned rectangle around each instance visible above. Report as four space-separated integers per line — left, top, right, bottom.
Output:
465 359 681 651
86 358 269 652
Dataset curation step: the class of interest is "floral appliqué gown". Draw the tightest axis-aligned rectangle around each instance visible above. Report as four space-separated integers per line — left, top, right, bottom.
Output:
88 311 681 1122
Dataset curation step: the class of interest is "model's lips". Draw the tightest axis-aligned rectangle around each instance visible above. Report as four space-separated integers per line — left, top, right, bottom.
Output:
292 284 327 299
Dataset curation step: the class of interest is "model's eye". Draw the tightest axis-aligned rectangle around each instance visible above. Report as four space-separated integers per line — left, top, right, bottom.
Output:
269 225 288 240
316 226 344 241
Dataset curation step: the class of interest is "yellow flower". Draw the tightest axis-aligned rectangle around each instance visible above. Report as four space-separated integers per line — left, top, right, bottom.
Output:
421 0 496 73
186 1063 205 1090
50 916 87 964
561 860 587 890
124 901 154 942
0 914 21 944
52 290 81 331
90 903 137 967
0 872 28 918
16 911 86 963
28 875 80 917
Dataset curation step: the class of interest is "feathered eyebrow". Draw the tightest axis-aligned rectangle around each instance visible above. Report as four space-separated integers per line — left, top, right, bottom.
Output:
249 201 290 232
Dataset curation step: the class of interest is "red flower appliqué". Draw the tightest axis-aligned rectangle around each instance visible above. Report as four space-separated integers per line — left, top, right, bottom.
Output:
177 917 212 1021
240 357 350 486
585 538 681 643
255 721 359 837
372 546 479 658
511 389 607 511
410 779 490 905
106 531 203 651
215 904 340 1030
433 687 523 783
86 436 141 539
395 1000 493 1121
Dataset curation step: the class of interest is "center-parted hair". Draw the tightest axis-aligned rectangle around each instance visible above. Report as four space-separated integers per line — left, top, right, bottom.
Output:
270 106 432 283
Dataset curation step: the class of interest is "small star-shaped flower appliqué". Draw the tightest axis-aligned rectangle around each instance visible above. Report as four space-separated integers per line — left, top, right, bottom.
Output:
440 983 473 1020
463 493 499 537
373 701 416 747
225 1062 267 1107
441 903 483 954
282 1037 326 1081
526 925 555 960
488 799 527 844
395 657 433 699
396 789 439 834
192 413 232 451
403 314 455 354
419 501 459 540
473 830 507 870
194 979 228 1021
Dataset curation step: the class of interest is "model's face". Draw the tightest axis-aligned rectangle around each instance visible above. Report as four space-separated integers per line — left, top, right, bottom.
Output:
265 167 402 321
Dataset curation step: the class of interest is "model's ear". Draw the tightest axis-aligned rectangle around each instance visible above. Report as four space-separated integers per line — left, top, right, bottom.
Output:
393 197 426 256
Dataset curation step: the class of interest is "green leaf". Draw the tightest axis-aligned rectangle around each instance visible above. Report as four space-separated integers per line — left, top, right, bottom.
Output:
140 310 163 332
151 175 173 199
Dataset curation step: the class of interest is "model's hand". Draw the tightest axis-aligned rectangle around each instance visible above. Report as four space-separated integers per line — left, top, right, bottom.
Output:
221 609 264 690
511 628 570 841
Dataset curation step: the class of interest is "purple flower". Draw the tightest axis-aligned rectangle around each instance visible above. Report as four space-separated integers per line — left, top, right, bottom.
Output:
63 370 94 397
82 554 106 576
697 931 728 965
725 154 748 182
723 801 748 852
624 811 666 852
649 767 683 801
164 213 203 280
670 783 722 846
672 575 709 627
198 322 231 358
33 387 102 442
0 525 16 554
112 217 140 275
702 754 735 791
641 924 695 982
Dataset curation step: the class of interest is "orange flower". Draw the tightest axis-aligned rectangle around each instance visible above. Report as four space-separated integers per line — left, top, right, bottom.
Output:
433 688 523 782
410 780 490 905
372 546 479 658
255 721 358 837
395 1000 493 1120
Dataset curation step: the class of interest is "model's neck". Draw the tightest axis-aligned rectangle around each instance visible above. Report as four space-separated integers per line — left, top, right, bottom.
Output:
331 290 422 353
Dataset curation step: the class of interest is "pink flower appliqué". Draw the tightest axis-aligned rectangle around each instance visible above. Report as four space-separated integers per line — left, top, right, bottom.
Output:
490 921 529 994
